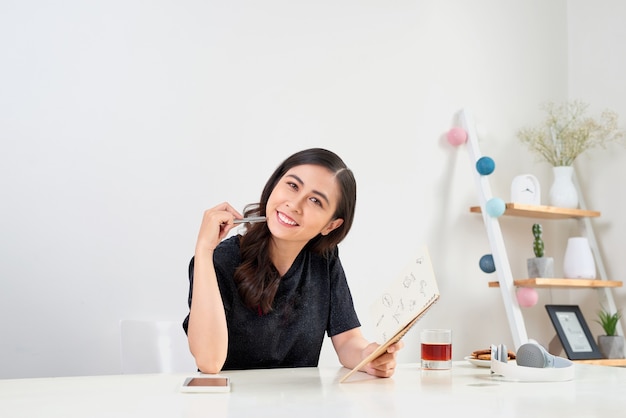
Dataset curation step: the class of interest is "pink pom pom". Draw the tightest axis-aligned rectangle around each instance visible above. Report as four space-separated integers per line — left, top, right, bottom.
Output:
447 127 467 146
516 287 538 307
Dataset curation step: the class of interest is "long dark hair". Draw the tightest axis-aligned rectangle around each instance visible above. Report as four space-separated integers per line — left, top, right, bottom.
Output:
234 148 357 314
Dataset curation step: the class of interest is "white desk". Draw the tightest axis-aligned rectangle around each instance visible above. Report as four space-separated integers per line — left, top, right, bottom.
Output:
1 362 626 417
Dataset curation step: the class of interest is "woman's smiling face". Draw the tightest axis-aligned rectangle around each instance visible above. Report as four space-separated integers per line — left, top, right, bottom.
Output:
265 164 344 247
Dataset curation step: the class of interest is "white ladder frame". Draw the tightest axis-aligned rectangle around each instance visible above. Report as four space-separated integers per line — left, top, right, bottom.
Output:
458 108 624 354
459 109 528 349
572 172 624 337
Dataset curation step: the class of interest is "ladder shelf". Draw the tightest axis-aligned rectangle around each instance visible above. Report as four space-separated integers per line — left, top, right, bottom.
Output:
488 278 623 288
456 108 625 363
470 203 600 219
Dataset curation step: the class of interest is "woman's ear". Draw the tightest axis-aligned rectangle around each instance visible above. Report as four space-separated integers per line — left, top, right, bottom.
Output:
321 218 344 236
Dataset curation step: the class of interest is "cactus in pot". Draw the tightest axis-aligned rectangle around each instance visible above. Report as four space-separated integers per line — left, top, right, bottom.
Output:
527 224 554 278
532 223 544 257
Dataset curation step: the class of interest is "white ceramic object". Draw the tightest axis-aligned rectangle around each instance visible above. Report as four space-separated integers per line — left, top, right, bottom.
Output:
563 237 596 279
549 166 578 208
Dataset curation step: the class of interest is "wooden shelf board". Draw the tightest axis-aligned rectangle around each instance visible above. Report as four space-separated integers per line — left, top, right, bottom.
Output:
470 203 600 219
573 358 626 367
488 278 623 288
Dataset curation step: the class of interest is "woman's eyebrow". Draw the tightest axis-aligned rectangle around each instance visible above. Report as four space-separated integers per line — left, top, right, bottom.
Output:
285 174 330 205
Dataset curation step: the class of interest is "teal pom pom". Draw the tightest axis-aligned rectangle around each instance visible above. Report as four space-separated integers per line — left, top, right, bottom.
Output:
486 198 506 217
475 156 495 175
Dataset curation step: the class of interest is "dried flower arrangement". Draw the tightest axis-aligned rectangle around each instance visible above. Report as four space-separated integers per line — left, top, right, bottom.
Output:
517 100 625 166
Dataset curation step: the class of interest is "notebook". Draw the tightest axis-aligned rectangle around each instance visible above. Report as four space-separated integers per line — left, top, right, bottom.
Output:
339 246 440 383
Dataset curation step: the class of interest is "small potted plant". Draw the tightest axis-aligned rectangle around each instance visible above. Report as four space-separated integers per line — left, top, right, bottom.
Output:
526 224 554 278
595 307 625 359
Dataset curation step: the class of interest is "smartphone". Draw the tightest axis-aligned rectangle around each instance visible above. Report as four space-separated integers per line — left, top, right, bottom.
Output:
180 376 231 393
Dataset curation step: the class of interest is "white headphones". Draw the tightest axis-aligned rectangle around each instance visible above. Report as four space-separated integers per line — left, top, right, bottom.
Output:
516 342 574 368
490 343 574 382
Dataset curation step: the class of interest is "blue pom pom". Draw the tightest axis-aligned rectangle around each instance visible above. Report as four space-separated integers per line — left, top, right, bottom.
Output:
475 156 495 175
479 254 496 273
486 197 506 217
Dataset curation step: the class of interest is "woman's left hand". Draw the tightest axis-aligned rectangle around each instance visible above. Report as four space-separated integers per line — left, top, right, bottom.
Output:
362 340 404 378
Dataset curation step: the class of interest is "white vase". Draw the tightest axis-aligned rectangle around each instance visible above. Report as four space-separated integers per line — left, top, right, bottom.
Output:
563 237 596 279
549 166 578 208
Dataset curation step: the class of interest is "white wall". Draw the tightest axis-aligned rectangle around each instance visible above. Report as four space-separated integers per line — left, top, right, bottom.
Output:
2 0 624 379
565 0 626 344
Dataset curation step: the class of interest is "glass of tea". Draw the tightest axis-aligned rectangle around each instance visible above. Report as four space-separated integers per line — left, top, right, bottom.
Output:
420 329 452 370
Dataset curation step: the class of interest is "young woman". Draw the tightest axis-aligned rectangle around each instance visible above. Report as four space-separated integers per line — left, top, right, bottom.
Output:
183 148 402 377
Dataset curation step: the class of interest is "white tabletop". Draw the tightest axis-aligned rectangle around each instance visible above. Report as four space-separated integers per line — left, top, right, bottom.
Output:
1 361 626 417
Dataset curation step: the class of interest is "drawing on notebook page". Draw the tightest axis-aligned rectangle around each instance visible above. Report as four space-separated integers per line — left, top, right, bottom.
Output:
340 247 440 383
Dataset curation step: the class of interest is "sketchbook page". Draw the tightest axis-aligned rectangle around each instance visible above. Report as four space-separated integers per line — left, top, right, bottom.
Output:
339 247 439 383
370 246 439 344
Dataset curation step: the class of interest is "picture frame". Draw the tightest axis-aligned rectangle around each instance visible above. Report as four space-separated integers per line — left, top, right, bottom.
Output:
545 304 603 360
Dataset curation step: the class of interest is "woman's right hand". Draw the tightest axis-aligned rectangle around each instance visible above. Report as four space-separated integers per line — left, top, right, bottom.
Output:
189 202 239 373
195 202 243 254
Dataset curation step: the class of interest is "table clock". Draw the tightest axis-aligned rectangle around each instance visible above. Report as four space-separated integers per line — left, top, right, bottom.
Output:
510 174 541 205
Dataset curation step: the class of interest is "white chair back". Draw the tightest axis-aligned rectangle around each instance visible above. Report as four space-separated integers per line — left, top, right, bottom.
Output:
119 320 196 374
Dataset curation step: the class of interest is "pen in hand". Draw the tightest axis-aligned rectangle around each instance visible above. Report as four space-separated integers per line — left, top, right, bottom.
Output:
233 216 267 224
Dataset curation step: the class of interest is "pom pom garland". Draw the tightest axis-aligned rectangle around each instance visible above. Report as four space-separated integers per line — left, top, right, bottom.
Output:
485 197 506 217
479 254 496 273
516 287 539 307
475 156 495 175
447 127 467 146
